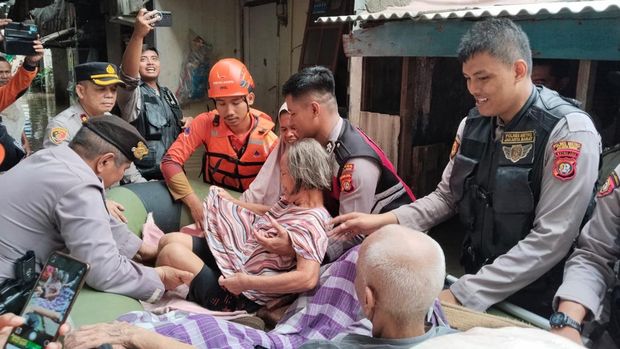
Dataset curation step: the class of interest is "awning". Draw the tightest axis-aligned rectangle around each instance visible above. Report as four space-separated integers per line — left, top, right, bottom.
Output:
317 0 620 23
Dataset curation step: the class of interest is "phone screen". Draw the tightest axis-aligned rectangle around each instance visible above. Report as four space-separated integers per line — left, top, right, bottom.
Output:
4 252 89 349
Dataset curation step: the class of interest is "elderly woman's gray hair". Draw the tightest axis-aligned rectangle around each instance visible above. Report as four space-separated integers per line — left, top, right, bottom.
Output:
286 138 332 194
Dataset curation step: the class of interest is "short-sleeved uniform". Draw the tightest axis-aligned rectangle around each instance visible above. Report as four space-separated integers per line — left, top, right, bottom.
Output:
43 104 146 184
0 145 164 302
392 87 601 313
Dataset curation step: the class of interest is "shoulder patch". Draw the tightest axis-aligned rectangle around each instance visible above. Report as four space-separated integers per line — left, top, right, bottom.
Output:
598 171 620 198
49 127 69 145
340 163 355 192
552 141 582 181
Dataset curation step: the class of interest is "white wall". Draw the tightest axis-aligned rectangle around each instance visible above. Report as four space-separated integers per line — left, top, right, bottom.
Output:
153 0 241 116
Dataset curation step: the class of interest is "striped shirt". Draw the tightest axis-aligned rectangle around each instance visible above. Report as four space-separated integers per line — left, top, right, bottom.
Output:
204 186 331 304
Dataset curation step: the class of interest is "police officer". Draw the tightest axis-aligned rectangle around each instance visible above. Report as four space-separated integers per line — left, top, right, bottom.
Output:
44 62 146 221
161 58 278 230
551 166 620 348
250 67 414 260
0 115 193 302
331 18 601 316
117 8 189 180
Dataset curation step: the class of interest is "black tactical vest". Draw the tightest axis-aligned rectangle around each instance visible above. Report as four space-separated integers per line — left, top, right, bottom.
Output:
451 87 591 307
325 119 414 216
131 83 183 180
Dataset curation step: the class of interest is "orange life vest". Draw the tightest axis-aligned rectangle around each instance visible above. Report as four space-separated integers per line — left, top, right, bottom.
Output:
202 111 278 192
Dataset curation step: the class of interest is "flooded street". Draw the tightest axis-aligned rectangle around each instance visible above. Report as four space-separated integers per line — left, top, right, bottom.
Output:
19 92 68 152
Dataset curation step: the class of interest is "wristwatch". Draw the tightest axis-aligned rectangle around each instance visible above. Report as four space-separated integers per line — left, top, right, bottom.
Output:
549 312 582 332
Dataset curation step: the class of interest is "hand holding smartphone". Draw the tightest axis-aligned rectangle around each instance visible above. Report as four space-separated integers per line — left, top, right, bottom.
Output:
4 252 89 349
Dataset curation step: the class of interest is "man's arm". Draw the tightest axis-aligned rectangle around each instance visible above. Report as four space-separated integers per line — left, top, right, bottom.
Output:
450 114 601 311
161 112 211 229
551 165 620 343
117 9 159 123
55 182 165 302
0 41 43 111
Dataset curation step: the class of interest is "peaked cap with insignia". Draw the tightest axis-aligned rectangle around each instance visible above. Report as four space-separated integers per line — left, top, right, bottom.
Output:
83 115 148 162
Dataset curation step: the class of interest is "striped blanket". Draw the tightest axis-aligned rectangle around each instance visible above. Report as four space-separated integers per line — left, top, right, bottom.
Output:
119 246 448 348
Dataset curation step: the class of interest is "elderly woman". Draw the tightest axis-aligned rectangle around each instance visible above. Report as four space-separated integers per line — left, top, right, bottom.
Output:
157 138 332 312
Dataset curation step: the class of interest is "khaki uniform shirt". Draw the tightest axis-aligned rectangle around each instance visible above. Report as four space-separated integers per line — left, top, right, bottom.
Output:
393 112 601 311
43 103 146 184
554 163 620 319
0 145 164 302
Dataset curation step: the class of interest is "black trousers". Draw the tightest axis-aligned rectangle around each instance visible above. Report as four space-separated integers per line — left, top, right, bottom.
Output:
187 237 260 312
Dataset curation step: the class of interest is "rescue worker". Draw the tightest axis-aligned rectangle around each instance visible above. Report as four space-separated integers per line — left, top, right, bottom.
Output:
161 58 278 230
0 115 193 302
117 8 189 180
551 165 620 348
330 18 601 316
44 62 146 222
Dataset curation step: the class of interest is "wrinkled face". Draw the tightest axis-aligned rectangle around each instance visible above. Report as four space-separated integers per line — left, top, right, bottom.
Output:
0 61 11 86
214 96 250 128
279 155 295 200
139 50 160 81
279 113 299 144
98 157 130 188
76 81 118 115
462 52 521 119
285 94 320 139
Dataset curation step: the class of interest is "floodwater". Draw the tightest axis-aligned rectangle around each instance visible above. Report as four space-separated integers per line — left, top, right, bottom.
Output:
21 92 68 152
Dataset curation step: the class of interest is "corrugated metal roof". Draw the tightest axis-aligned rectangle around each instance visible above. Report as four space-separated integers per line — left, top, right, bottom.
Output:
316 0 620 23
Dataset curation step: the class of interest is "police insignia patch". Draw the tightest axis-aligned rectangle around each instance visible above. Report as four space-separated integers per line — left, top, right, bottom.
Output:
49 127 69 145
340 173 354 192
132 141 149 160
80 114 89 124
502 143 533 163
552 141 582 181
340 163 355 192
598 171 620 198
449 138 460 159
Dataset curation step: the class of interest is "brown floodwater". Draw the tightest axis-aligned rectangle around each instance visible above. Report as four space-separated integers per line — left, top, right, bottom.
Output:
21 92 68 152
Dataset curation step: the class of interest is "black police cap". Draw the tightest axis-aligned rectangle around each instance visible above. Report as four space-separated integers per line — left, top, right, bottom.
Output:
83 115 148 162
75 62 125 87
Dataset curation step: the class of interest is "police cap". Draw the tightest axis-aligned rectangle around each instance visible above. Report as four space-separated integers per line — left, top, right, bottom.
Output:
75 62 125 87
83 115 148 162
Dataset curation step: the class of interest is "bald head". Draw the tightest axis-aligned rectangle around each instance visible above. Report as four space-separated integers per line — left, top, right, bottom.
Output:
356 225 446 325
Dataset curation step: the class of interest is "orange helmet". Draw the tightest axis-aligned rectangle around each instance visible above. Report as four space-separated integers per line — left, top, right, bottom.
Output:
208 58 254 98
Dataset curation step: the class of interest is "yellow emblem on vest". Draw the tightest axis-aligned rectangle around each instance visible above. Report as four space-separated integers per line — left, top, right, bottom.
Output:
502 143 533 163
132 141 149 160
106 65 115 74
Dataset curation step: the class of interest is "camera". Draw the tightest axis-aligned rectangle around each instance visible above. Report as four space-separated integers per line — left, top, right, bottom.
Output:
153 10 172 27
3 22 38 56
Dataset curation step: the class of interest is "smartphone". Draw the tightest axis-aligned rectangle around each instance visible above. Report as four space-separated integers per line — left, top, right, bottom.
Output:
4 252 89 349
153 10 172 27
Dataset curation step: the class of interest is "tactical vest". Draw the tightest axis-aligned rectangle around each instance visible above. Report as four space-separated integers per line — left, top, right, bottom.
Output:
327 119 415 215
451 87 590 270
450 87 590 314
202 112 277 192
131 83 183 180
